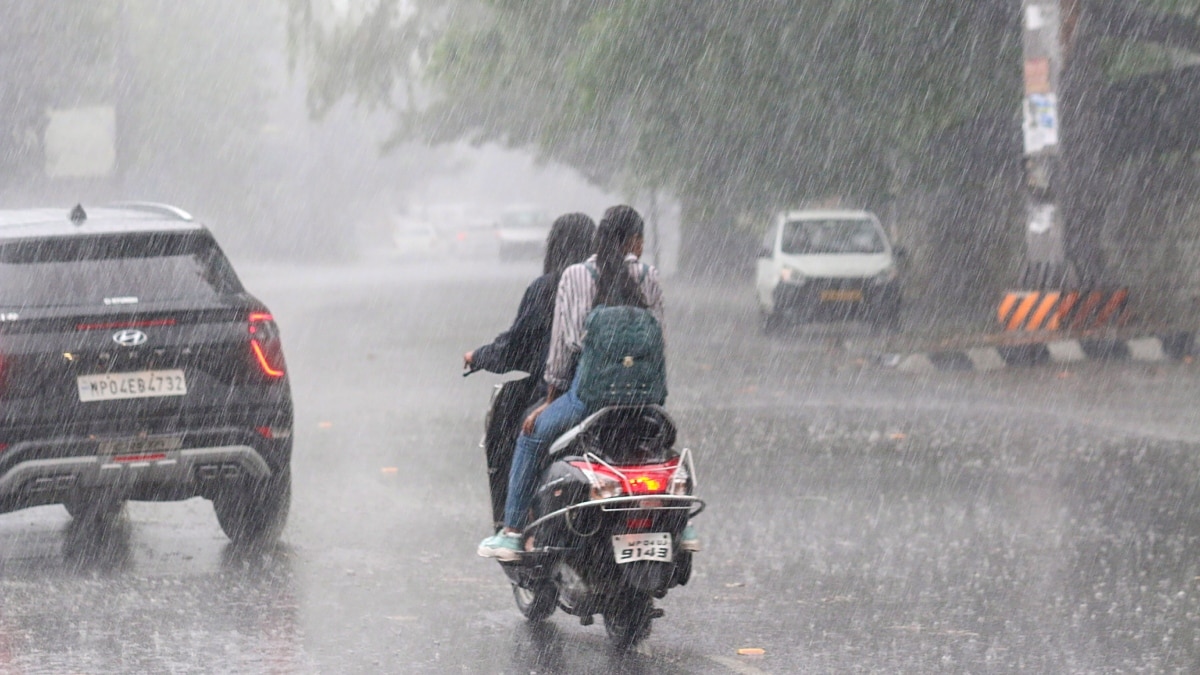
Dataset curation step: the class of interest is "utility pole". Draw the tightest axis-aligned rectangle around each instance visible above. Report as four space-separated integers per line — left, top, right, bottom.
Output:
1002 0 1127 332
1020 0 1077 288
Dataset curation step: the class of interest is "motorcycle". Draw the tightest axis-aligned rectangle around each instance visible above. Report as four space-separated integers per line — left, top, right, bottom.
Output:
477 381 705 647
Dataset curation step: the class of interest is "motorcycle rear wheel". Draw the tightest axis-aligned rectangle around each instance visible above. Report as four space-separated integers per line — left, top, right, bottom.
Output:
602 593 654 648
513 582 558 622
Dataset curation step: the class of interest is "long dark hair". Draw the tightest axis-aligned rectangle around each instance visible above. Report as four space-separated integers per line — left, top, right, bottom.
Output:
594 205 648 308
543 212 596 279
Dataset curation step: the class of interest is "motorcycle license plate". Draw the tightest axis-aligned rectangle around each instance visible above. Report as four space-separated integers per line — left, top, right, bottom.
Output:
612 532 673 564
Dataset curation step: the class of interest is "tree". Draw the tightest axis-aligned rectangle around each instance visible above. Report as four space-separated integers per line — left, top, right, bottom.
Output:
292 0 1200 296
1059 0 1200 285
294 1 1021 270
0 1 114 188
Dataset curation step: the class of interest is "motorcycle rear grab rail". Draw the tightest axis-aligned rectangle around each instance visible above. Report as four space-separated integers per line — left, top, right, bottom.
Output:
522 494 706 535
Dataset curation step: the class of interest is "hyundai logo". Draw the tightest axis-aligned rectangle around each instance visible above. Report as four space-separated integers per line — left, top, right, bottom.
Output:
112 329 148 347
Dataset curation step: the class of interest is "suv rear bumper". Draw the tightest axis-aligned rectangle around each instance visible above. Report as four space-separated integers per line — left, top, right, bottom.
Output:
0 424 290 514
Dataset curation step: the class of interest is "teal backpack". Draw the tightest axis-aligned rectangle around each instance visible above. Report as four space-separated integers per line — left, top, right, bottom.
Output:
575 263 668 409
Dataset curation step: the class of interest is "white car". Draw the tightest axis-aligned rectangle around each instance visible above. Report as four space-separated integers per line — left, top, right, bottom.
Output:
755 209 901 333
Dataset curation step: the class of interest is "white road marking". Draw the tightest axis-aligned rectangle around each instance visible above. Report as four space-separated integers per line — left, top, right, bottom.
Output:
1127 337 1166 361
967 347 1007 371
1047 339 1085 362
896 353 936 372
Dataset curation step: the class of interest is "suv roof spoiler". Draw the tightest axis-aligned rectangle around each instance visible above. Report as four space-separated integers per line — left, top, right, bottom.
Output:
106 202 194 222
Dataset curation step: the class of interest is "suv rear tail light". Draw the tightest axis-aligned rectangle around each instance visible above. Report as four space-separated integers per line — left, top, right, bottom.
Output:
248 312 285 379
256 426 292 439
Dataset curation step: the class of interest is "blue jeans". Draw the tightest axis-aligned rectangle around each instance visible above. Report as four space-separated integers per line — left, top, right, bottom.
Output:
502 378 588 530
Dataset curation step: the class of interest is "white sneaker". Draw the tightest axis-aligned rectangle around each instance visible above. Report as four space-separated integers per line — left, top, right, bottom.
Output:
477 531 522 561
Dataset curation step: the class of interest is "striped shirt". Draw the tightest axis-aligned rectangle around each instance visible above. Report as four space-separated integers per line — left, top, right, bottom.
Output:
544 254 665 391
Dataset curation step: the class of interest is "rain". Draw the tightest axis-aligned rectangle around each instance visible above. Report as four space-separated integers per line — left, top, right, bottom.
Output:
2 0 1200 672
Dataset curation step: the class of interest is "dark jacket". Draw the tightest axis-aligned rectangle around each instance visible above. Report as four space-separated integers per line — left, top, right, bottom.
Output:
471 272 556 395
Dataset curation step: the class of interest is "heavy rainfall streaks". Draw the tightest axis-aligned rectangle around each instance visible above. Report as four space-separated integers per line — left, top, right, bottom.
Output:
3 0 1200 672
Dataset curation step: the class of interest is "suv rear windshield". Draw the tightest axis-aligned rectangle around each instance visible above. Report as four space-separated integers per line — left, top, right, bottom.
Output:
0 232 242 308
781 219 885 255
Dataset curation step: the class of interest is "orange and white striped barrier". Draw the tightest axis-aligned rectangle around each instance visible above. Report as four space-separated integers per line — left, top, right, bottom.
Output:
997 289 1129 332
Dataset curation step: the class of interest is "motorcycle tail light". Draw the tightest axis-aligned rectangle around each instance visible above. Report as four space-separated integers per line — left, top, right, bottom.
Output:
628 475 665 493
589 474 624 500
667 463 690 496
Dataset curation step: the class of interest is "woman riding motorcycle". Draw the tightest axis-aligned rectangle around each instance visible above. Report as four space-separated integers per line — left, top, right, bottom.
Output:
478 205 698 559
464 213 596 529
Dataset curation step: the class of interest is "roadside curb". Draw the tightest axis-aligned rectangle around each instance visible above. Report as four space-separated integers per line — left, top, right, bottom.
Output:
878 331 1196 372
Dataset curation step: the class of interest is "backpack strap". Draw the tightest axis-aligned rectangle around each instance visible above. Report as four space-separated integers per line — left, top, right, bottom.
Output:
586 260 649 283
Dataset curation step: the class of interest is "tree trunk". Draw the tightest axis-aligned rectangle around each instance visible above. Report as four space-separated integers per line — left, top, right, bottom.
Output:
1058 4 1111 284
676 198 753 281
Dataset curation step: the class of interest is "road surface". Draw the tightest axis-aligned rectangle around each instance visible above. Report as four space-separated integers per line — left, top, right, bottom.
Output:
1 258 1199 673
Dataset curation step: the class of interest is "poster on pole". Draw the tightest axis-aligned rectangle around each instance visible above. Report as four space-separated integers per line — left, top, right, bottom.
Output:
1028 203 1055 234
1024 58 1051 94
1023 93 1058 154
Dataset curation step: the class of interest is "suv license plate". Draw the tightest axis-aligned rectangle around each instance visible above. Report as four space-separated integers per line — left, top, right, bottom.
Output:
77 369 187 402
612 532 673 564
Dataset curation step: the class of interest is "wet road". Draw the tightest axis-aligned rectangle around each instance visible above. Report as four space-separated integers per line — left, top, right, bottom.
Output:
3 258 1200 673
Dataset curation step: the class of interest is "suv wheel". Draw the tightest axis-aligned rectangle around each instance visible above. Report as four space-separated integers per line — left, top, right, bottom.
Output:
761 311 784 335
213 466 291 544
64 496 126 524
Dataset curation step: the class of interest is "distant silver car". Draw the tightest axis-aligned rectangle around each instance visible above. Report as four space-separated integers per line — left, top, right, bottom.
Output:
496 205 550 261
392 218 442 259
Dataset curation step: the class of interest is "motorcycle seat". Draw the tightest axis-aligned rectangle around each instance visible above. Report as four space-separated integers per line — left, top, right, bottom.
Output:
547 405 677 464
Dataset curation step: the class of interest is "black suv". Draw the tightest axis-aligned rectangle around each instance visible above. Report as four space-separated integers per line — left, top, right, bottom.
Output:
0 204 292 542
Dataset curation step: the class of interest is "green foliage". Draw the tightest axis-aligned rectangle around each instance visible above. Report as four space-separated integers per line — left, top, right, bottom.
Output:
1098 38 1179 81
0 0 278 220
291 0 1200 282
0 1 115 183
295 1 1020 217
